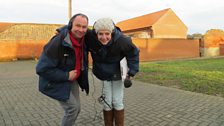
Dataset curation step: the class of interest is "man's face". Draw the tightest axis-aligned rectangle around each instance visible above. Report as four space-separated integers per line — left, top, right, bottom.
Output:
97 30 112 45
70 16 88 40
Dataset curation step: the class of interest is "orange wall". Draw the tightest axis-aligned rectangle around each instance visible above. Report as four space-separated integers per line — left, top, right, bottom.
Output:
132 38 200 61
0 40 47 61
0 38 199 62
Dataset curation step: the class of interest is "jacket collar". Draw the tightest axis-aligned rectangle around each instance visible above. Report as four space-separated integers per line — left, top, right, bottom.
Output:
63 31 73 48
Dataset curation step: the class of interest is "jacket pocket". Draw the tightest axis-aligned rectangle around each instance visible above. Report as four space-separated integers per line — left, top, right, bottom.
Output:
45 82 54 90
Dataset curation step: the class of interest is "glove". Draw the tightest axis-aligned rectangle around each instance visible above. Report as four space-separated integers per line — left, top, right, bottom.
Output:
124 76 132 88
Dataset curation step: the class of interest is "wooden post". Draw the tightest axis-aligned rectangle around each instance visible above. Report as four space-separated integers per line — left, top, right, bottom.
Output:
68 0 72 19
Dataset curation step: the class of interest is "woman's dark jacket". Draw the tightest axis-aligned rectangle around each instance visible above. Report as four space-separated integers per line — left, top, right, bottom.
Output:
85 28 139 81
36 29 89 102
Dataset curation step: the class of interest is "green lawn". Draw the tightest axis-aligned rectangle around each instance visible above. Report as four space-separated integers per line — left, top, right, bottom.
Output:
135 57 224 97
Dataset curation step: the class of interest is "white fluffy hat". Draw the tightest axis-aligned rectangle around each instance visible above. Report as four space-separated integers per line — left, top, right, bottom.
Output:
93 18 115 33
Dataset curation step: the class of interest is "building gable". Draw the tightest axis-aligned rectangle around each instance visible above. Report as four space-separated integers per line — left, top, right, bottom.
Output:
116 8 170 32
153 9 188 38
154 9 187 30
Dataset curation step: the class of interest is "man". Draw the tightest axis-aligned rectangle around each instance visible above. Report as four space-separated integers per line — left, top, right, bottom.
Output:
36 13 89 126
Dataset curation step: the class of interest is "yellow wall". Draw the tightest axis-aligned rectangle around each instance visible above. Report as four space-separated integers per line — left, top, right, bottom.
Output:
153 10 187 38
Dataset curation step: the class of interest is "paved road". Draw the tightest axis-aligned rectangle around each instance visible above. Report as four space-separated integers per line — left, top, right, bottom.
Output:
0 60 224 126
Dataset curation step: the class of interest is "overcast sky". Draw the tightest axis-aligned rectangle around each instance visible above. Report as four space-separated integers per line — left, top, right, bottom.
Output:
1 0 224 34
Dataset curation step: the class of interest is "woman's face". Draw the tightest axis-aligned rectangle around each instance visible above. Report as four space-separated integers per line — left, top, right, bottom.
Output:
97 30 112 45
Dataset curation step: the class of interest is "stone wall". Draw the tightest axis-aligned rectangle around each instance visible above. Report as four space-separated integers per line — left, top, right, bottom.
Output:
0 23 63 40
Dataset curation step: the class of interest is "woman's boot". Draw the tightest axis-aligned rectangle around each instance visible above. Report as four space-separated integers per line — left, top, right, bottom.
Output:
103 110 114 126
114 109 124 126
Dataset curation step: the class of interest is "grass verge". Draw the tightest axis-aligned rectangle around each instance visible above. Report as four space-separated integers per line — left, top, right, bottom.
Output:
135 57 224 97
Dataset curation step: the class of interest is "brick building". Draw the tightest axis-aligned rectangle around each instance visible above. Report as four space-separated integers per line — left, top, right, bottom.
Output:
116 8 187 39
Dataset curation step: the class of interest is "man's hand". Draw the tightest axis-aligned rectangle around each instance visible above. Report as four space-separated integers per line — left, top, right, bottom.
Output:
68 70 77 81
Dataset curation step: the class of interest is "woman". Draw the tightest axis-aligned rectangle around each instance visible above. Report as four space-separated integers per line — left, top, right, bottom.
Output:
86 18 139 126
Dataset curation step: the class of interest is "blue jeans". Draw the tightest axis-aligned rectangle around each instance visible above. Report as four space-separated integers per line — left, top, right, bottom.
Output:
58 81 80 126
101 80 124 111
